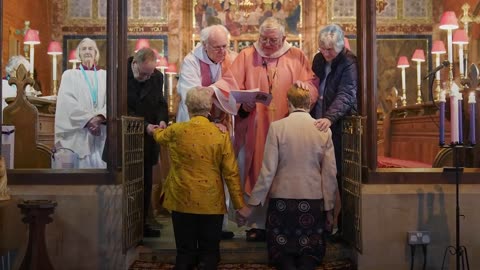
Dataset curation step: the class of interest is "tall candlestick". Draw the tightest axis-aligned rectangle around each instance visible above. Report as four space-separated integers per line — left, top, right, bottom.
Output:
52 55 57 81
416 61 422 104
458 44 464 77
192 34 195 50
439 90 446 145
469 92 476 145
458 94 463 144
168 73 174 113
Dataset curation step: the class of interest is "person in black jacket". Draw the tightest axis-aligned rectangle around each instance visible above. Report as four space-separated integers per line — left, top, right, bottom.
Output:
310 24 358 237
127 47 169 238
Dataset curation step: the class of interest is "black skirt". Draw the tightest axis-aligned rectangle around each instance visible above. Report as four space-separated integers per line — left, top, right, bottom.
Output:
266 198 327 265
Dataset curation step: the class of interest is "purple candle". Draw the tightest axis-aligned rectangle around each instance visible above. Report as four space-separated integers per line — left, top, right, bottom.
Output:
469 92 476 145
439 91 446 146
458 98 463 144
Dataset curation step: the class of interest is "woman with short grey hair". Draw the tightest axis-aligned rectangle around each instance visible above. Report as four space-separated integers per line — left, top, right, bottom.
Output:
318 24 345 54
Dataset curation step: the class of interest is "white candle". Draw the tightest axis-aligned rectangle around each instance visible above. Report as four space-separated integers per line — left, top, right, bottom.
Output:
416 61 421 86
435 54 441 81
401 68 406 91
447 30 453 66
450 85 460 143
458 44 464 76
52 55 57 81
29 44 35 76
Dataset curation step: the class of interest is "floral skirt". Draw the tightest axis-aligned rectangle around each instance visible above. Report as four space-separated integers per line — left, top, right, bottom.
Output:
266 198 327 265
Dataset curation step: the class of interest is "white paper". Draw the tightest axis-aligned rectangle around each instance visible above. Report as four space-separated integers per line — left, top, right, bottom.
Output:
231 88 272 106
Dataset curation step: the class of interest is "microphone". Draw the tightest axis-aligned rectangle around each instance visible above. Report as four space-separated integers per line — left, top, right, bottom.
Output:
423 60 450 80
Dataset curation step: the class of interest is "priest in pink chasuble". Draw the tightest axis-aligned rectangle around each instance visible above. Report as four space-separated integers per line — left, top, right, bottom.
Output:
214 17 318 238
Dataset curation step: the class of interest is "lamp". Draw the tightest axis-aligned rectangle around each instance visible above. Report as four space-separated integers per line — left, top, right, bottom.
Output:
411 49 425 104
431 40 446 100
344 37 351 51
68 49 81 69
439 11 459 91
134 39 150 53
397 56 410 106
24 29 40 80
47 41 62 96
165 63 178 113
452 29 469 78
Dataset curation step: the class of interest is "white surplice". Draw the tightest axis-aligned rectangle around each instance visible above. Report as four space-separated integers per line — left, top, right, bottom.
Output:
55 69 107 168
176 45 237 122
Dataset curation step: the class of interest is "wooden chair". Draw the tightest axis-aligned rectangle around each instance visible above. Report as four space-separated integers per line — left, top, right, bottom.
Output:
3 64 52 168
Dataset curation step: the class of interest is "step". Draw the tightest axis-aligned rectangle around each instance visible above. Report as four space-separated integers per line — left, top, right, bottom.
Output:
139 217 355 265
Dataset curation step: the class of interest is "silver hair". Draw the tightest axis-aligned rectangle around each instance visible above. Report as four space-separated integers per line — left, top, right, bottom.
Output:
134 47 157 64
186 87 213 117
76 38 100 63
318 24 345 54
200 24 230 45
259 17 285 37
5 55 31 77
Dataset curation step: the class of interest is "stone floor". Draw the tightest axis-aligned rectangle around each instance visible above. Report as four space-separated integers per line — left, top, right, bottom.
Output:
138 215 354 265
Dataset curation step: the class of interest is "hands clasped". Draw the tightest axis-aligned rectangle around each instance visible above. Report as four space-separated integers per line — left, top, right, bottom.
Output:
86 115 105 136
235 205 253 227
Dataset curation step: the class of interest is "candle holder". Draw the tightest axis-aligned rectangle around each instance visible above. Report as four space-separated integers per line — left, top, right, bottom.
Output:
396 56 410 106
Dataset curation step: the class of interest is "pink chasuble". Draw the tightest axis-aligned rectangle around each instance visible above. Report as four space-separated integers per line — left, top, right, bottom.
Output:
215 47 316 194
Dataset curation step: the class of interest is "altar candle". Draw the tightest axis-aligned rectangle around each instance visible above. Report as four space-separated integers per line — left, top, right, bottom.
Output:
447 30 453 67
401 68 406 91
450 86 459 143
416 61 421 86
439 90 446 145
458 45 464 76
435 54 441 81
52 55 57 81
469 92 476 145
458 94 463 144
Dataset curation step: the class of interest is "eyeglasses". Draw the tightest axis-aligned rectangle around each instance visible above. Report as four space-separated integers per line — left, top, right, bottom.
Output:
207 44 228 52
318 47 336 54
259 36 281 45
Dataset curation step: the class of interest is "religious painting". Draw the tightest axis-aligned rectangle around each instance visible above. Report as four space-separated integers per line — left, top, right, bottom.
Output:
346 35 431 107
328 0 432 23
62 35 168 71
192 0 302 36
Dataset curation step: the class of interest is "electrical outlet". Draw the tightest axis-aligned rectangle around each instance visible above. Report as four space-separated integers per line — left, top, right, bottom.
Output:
407 231 431 245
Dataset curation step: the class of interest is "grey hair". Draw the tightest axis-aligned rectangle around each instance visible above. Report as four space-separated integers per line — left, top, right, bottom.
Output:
186 87 213 117
318 24 345 54
5 55 31 77
200 24 230 44
134 47 157 64
259 17 285 37
76 38 100 63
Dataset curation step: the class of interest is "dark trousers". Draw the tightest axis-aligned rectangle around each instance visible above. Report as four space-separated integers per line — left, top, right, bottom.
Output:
171 211 223 270
276 255 318 270
143 165 153 227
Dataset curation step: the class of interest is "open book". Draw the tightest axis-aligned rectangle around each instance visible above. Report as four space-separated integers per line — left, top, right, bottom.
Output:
231 88 272 106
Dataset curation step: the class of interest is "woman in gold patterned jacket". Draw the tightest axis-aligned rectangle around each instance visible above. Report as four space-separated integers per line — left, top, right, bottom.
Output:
153 87 248 270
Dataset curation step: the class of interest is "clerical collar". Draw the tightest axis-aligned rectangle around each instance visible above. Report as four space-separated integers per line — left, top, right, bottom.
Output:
78 64 97 70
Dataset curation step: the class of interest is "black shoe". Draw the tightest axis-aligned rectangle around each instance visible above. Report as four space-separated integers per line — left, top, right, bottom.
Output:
246 228 266 242
221 230 234 240
144 226 161 238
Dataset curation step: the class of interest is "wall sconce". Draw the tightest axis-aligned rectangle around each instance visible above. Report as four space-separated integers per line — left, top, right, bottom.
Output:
47 41 62 96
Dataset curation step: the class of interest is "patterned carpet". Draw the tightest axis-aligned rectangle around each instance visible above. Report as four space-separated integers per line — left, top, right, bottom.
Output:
129 260 355 270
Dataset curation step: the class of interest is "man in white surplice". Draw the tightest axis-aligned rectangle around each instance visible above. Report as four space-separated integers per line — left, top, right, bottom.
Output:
176 24 238 239
55 38 107 168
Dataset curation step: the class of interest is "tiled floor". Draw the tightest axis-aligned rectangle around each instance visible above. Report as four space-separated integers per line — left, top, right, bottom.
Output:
139 215 353 265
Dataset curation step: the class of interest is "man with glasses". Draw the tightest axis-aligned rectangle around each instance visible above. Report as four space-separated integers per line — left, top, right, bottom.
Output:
176 24 239 240
298 24 358 240
214 17 318 242
127 47 169 238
